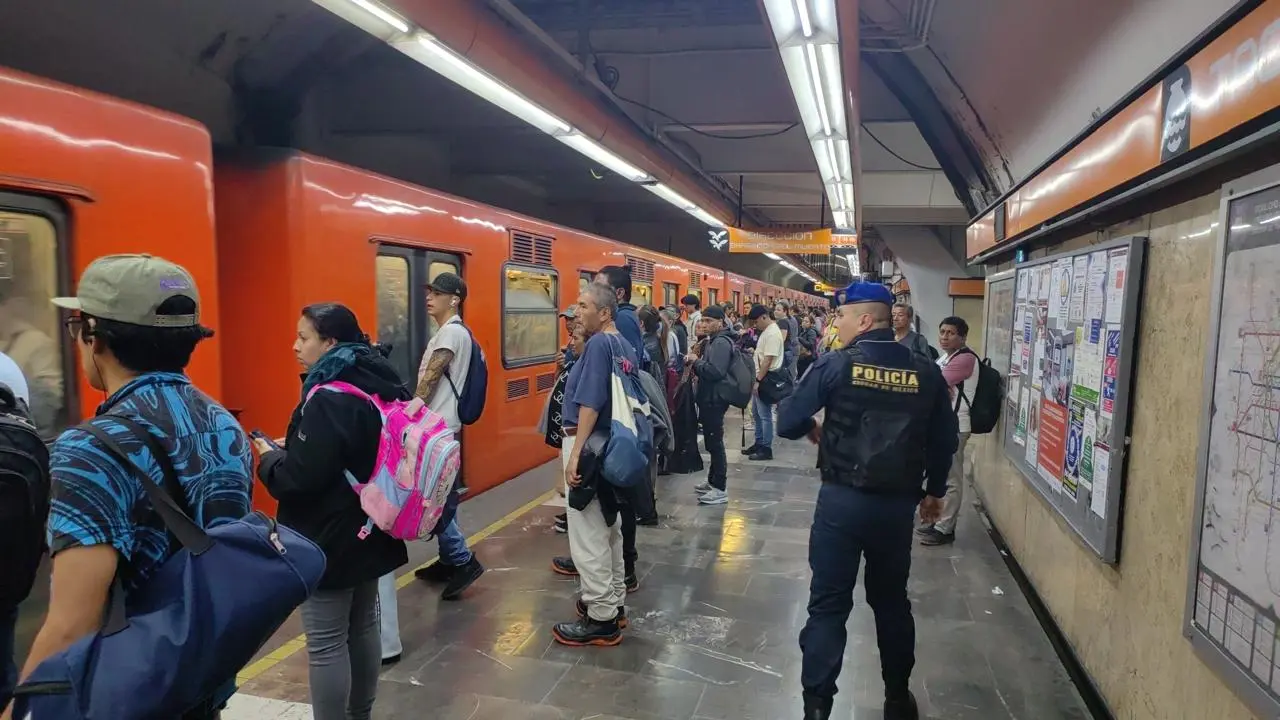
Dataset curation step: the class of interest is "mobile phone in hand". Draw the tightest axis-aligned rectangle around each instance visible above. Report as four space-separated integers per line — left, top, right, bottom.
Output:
250 429 280 450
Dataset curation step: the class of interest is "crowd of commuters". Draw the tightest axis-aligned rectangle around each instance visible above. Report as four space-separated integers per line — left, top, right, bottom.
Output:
0 248 978 720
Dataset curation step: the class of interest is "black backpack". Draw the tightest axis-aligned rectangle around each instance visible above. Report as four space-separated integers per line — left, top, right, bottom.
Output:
955 348 1003 435
0 383 50 607
719 344 754 410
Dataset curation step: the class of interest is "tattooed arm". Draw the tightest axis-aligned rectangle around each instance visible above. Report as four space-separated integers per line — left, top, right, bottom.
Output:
415 348 456 401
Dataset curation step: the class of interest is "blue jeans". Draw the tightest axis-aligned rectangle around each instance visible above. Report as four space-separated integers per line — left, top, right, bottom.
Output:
0 603 15 710
752 394 774 449
435 489 473 566
800 483 918 700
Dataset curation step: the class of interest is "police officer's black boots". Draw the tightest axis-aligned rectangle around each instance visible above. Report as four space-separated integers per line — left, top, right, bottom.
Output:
883 690 919 720
802 693 831 720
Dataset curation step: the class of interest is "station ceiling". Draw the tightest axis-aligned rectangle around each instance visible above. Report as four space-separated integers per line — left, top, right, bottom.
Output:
0 0 1241 287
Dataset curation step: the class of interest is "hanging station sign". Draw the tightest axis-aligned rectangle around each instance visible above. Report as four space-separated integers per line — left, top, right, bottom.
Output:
728 227 832 254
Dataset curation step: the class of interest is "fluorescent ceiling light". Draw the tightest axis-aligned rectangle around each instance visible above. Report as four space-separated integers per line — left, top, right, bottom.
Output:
312 0 410 35
794 0 814 37
764 252 782 260
558 134 651 182
804 44 831 136
643 183 726 227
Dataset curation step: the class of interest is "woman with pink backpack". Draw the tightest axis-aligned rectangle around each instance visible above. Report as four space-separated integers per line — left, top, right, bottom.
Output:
253 303 410 720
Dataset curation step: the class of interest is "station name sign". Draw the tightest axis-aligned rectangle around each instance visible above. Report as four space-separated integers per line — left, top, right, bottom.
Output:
729 227 831 254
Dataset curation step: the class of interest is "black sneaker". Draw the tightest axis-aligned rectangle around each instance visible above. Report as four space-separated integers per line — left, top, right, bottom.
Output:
552 616 622 647
554 516 568 534
441 556 484 600
748 447 773 461
414 561 456 583
555 512 567 523
551 556 579 576
742 443 761 454
575 597 628 629
919 528 955 546
381 653 401 667
884 691 919 720
625 573 639 593
636 515 659 527
802 693 832 720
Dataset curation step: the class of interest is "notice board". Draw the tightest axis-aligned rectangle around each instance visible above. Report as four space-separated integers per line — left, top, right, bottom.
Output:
1185 165 1280 718
1001 236 1146 563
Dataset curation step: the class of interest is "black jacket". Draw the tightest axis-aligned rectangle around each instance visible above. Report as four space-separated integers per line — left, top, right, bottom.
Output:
777 328 958 497
692 329 735 408
258 356 410 590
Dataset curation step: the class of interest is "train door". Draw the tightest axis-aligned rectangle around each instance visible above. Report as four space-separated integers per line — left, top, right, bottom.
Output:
374 246 464 386
0 191 72 667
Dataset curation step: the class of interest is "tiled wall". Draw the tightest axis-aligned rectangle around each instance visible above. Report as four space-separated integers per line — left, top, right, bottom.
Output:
970 191 1261 720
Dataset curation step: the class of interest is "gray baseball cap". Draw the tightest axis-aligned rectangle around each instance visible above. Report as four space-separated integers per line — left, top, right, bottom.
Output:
52 254 200 328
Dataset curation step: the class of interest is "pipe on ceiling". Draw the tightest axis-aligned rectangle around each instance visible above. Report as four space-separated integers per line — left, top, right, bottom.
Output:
395 0 742 226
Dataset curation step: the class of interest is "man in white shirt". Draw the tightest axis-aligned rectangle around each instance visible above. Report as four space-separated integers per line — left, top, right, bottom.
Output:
746 304 784 461
380 272 485 664
681 294 702 340
918 316 979 547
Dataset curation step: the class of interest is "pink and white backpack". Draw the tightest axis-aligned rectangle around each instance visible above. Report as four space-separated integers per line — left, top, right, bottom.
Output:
305 381 461 541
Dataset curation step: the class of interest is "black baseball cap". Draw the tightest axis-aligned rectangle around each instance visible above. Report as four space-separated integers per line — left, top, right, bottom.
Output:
747 304 770 321
427 272 467 300
702 305 726 321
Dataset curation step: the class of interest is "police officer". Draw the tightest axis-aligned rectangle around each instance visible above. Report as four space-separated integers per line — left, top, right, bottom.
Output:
777 282 959 720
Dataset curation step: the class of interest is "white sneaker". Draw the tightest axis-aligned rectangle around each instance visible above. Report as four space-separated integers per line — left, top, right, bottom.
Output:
693 481 712 494
698 488 728 505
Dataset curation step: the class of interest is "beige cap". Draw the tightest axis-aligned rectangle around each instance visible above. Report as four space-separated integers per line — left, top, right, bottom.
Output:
52 254 200 327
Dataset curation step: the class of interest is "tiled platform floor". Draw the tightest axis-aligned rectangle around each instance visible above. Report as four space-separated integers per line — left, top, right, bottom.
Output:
233 416 1091 719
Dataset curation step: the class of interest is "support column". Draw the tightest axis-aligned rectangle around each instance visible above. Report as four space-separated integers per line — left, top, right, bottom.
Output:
876 225 977 333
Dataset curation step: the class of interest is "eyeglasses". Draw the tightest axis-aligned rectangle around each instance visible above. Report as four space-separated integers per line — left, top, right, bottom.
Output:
64 315 86 340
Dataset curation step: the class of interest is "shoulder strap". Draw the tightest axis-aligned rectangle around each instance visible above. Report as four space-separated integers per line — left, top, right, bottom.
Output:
441 321 474 400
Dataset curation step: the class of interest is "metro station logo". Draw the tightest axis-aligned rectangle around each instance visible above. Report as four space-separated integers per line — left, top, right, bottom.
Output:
707 229 728 250
1161 64 1192 163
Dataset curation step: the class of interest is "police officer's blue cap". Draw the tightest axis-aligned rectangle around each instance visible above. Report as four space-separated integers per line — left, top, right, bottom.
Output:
837 281 894 307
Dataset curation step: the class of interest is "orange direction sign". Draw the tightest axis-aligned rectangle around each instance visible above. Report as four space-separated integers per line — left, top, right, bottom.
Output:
729 227 832 254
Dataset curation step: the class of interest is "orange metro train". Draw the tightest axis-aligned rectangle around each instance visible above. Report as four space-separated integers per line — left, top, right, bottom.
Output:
0 65 825 512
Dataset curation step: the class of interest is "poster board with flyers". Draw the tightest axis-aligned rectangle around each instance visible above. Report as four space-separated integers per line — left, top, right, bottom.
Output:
1001 236 1146 564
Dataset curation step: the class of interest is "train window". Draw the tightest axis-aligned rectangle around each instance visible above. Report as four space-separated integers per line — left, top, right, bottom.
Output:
427 260 459 335
708 288 718 306
0 208 67 440
375 254 413 385
578 271 592 296
503 264 559 367
632 283 652 307
732 290 741 309
663 282 679 306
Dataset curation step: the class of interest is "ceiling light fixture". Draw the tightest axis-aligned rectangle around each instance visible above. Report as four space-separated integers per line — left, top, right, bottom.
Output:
311 0 726 226
763 0 853 229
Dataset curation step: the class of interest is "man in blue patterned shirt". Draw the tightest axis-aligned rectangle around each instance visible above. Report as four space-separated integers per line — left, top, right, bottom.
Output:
6 255 251 720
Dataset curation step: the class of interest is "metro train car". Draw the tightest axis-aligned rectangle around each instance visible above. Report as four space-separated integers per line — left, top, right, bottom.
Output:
0 65 823 514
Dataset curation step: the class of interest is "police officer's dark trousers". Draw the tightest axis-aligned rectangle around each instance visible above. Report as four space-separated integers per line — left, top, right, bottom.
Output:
800 482 918 701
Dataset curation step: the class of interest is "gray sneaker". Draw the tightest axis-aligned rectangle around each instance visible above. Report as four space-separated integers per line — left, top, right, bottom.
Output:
698 488 728 505
693 481 712 494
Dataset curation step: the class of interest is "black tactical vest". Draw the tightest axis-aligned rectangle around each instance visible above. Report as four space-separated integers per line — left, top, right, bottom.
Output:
818 339 945 494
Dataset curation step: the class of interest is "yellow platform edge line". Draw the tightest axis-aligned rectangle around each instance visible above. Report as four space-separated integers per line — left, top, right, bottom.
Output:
236 488 557 685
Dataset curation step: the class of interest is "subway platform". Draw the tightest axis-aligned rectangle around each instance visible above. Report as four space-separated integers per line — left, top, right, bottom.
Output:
226 414 1092 720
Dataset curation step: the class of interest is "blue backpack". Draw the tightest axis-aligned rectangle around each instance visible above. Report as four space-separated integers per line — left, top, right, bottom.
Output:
444 323 487 426
599 334 655 489
11 417 325 720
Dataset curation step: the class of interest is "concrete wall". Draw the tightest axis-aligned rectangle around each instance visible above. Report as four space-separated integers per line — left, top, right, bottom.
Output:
970 191 1260 720
878 225 977 334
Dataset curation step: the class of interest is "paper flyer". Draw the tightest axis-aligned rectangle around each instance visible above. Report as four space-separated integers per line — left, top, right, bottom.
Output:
1025 393 1041 468
1105 249 1128 324
1045 329 1075 406
1069 255 1088 323
1038 265 1052 302
1081 411 1097 489
1015 386 1030 444
1017 268 1030 300
1085 250 1107 322
1090 448 1111 518
1037 402 1069 487
1071 327 1103 405
1063 401 1084 498
1052 258 1071 324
